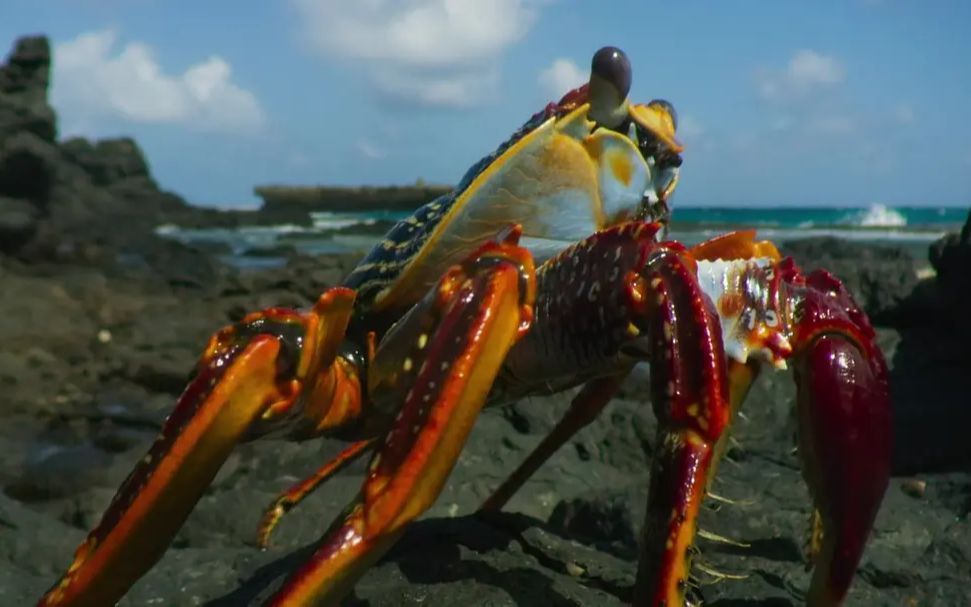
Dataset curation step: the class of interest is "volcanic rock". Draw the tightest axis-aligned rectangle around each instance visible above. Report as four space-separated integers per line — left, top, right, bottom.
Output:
0 35 56 142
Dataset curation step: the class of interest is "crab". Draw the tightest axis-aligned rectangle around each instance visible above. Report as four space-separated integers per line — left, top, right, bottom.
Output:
38 47 891 607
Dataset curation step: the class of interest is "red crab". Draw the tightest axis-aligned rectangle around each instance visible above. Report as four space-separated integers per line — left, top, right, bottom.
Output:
38 47 891 607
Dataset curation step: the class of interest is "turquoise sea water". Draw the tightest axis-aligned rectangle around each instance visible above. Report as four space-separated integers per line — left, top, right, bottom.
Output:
158 204 967 268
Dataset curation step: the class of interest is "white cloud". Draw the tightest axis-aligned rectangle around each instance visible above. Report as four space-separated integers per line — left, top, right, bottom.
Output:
538 58 585 99
290 0 544 107
758 49 845 100
373 66 500 108
53 30 265 133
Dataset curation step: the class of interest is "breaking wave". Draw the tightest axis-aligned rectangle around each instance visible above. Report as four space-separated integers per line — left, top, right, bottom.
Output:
848 204 908 227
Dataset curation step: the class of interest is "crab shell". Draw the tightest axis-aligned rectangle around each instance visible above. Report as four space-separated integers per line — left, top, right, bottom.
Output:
344 82 682 321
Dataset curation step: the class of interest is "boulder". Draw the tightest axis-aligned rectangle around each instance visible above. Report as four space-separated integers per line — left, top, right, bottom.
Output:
0 35 56 142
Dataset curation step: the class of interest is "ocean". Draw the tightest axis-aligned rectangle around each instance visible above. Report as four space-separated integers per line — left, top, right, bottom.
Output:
158 203 967 269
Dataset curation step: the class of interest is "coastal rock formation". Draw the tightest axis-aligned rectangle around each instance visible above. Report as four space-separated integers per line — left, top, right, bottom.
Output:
0 35 56 142
0 36 201 262
254 183 452 217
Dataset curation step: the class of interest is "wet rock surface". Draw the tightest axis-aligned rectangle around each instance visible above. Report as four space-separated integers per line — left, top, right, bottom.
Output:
2 32 969 607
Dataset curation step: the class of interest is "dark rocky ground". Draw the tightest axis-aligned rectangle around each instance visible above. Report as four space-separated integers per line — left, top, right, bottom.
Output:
2 35 970 606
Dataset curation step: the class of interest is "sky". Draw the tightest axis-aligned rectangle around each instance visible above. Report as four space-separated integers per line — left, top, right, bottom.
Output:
2 1 970 209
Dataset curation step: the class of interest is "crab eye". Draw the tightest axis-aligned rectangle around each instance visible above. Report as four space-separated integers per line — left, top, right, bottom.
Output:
592 46 631 99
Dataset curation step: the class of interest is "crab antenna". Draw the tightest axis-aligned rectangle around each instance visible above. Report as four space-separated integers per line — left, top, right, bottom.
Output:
588 46 631 128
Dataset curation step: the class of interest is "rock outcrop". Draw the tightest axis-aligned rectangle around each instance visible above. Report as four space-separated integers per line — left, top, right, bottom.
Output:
0 36 200 262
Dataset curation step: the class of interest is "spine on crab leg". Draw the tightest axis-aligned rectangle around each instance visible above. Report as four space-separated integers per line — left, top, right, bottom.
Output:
267 228 536 606
37 289 357 607
788 270 892 607
631 247 731 607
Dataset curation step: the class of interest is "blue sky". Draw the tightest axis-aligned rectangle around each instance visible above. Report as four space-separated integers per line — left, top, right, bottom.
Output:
3 1 970 208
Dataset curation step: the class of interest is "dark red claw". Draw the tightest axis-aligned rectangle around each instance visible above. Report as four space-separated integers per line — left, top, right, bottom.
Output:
787 269 893 606
795 334 892 606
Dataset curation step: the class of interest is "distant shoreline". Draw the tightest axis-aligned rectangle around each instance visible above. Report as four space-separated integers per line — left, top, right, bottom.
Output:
253 183 453 213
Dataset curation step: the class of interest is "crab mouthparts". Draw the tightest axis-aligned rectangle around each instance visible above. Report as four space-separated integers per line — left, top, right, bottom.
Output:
636 189 670 226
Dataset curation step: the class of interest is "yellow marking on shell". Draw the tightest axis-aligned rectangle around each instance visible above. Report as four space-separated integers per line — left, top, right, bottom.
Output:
686 402 699 417
417 334 428 349
403 358 413 372
698 416 709 431
608 148 633 186
651 277 662 289
626 322 641 337
663 322 673 340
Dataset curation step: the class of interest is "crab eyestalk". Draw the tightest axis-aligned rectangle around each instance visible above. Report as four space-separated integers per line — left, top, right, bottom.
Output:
588 46 632 128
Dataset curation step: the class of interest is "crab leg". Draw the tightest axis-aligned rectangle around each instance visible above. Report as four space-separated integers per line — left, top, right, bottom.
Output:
685 230 776 490
479 374 626 512
477 223 669 513
631 247 731 606
267 229 536 606
788 270 892 606
257 438 376 550
38 289 357 607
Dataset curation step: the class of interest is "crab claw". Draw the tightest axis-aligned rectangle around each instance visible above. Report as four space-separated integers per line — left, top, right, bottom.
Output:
790 270 893 606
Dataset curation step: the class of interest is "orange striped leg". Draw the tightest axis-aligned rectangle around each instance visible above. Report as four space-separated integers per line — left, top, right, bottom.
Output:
256 438 375 549
266 229 536 606
37 289 357 607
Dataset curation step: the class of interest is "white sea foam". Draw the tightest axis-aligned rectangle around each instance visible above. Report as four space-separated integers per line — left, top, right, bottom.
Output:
850 204 907 227
310 212 377 231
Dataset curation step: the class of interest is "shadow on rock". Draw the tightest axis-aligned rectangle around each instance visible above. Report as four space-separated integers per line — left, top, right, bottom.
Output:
206 512 602 607
889 325 970 475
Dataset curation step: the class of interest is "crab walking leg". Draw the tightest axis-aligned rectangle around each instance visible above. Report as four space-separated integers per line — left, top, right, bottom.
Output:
686 229 778 492
632 248 731 607
479 374 626 512
38 289 357 607
267 233 536 606
789 271 892 606
257 438 376 550
707 359 760 492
